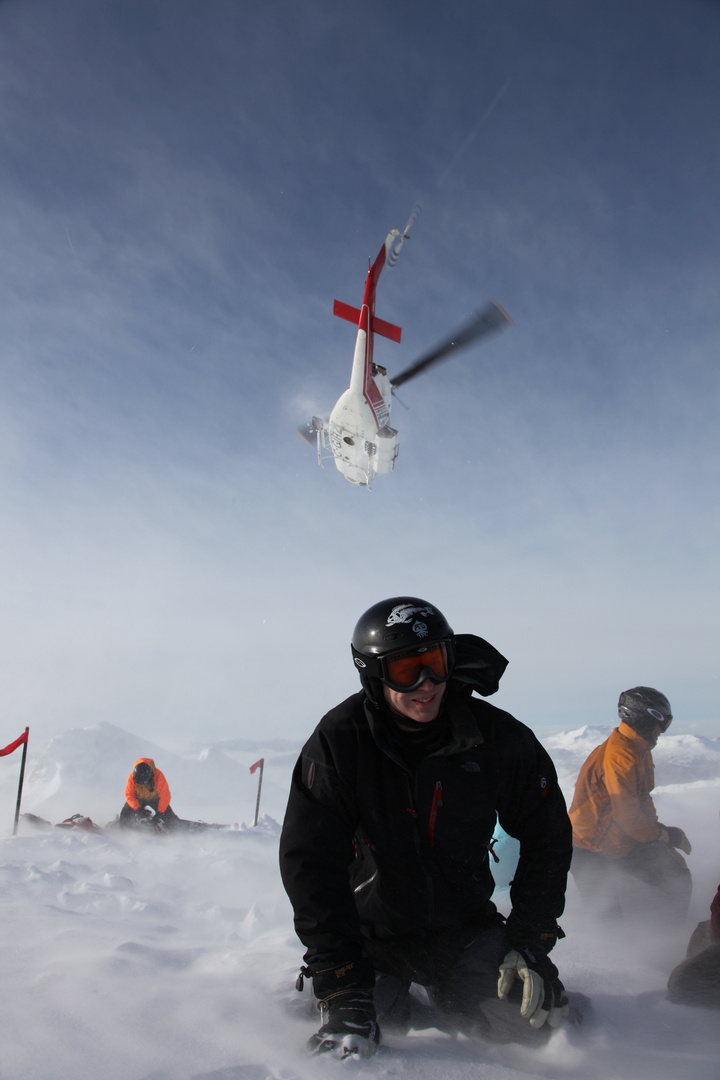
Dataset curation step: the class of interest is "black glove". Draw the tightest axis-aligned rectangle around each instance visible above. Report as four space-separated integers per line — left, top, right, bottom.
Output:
505 913 563 956
663 826 692 855
307 989 380 1058
498 948 569 1028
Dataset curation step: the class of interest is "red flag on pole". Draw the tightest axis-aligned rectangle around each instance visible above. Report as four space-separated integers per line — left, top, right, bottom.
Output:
5 728 30 836
250 758 265 826
0 731 28 757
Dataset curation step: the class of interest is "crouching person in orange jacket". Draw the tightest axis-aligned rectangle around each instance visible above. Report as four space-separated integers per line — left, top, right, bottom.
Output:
119 758 182 832
568 687 692 924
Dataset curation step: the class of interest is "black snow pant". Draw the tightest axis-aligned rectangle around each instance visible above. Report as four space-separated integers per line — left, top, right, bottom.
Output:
571 841 692 923
668 920 720 1008
361 918 554 1044
119 800 182 830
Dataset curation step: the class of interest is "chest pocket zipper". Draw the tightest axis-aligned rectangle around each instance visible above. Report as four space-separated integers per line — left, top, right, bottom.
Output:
428 780 443 847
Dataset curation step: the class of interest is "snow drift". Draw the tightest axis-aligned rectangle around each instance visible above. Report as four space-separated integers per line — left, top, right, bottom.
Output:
0 721 718 1080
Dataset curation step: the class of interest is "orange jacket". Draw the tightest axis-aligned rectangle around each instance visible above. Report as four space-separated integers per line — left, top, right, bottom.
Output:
569 722 662 857
124 758 171 813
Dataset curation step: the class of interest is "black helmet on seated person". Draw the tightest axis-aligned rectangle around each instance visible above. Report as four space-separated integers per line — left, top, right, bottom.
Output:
618 686 672 738
133 761 154 785
351 597 455 704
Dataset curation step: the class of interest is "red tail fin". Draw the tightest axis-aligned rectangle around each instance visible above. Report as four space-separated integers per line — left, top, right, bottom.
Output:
333 300 402 343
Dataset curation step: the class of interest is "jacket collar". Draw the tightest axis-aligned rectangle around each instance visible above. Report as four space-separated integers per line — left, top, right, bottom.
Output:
618 720 654 748
363 689 485 768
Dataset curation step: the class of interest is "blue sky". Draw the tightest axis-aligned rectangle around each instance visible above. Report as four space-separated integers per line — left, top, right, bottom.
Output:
1 0 718 747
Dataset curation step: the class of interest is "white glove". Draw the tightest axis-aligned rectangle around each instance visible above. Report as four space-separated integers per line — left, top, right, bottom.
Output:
497 949 569 1029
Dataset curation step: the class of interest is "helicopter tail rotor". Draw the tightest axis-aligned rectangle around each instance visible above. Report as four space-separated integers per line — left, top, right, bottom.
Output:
390 300 512 389
387 202 422 269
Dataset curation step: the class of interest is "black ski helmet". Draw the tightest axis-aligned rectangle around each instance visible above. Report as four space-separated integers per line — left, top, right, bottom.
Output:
618 686 672 737
133 761 154 785
351 597 455 703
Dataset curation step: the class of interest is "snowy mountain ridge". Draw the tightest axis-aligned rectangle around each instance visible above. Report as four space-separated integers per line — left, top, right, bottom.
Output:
2 721 301 828
4 720 718 828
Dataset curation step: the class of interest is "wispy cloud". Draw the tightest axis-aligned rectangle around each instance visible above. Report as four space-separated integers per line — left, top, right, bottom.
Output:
1 0 718 746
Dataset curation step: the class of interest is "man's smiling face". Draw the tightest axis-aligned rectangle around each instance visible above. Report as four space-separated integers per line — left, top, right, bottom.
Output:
383 678 446 726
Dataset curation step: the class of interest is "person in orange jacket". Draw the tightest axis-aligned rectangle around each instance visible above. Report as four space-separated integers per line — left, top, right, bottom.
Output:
119 758 181 831
568 687 692 922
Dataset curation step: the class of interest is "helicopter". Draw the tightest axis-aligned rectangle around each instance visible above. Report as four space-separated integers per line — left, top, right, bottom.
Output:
299 212 512 488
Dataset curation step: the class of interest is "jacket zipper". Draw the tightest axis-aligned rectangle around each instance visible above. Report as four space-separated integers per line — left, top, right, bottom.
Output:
428 780 443 847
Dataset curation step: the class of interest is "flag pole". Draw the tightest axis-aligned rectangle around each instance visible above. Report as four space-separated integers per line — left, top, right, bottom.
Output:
12 727 30 836
253 759 264 827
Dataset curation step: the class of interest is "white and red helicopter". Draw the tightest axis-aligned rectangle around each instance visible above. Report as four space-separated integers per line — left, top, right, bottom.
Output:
299 210 512 487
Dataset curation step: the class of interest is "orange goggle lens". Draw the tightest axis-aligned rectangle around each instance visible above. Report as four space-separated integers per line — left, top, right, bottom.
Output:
382 642 450 691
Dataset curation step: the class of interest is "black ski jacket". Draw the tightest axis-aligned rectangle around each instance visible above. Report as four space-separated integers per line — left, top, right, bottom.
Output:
279 686 572 979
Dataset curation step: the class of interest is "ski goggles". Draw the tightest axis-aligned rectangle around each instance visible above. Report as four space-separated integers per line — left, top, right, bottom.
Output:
380 641 454 693
646 707 672 732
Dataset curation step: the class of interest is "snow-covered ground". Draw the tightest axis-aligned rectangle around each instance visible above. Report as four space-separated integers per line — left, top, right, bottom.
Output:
0 721 718 1080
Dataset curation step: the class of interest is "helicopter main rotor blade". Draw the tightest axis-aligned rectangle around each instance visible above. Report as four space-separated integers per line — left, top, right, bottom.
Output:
390 300 512 389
